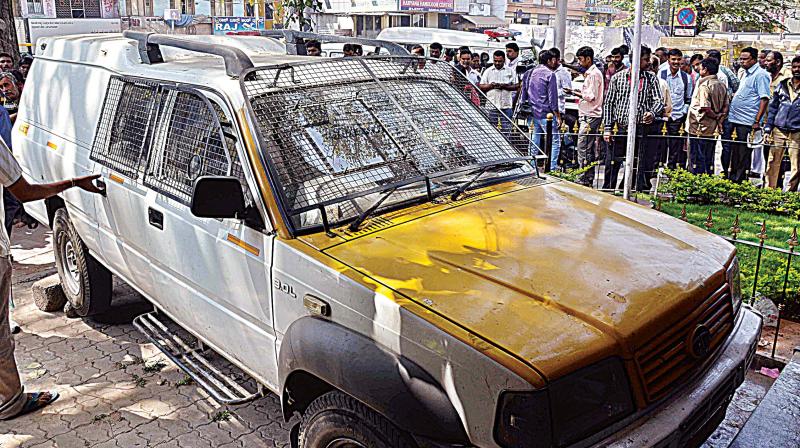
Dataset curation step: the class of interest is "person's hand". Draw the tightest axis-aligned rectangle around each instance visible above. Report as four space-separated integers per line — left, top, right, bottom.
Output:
643 112 655 125
765 130 774 144
603 131 613 143
72 174 105 195
752 122 761 131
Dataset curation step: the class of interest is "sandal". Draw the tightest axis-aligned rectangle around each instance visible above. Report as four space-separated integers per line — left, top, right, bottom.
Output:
14 391 59 418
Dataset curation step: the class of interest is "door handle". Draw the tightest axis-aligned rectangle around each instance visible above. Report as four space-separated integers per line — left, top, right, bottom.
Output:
148 207 164 230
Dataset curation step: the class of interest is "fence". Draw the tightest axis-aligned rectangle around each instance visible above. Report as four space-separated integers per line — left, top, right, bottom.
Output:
523 113 789 195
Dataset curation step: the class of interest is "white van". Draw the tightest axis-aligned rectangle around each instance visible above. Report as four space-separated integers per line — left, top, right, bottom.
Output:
15 32 761 448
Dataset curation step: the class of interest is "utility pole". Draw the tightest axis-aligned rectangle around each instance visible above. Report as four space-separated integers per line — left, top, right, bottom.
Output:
623 0 644 200
554 0 568 54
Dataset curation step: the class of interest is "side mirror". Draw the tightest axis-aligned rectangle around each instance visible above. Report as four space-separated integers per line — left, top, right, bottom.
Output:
190 176 246 219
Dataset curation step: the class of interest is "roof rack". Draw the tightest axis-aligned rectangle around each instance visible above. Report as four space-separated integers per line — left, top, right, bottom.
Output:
260 30 409 56
123 30 255 78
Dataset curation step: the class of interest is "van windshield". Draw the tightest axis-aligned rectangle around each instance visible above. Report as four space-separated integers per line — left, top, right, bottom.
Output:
241 57 537 234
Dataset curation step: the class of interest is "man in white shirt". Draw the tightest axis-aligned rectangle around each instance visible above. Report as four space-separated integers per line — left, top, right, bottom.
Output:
569 46 604 185
658 48 694 169
505 42 520 75
0 141 105 421
480 50 519 137
457 48 480 85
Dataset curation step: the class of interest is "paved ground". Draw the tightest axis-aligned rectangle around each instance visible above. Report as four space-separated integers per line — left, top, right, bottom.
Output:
0 226 293 448
0 226 778 448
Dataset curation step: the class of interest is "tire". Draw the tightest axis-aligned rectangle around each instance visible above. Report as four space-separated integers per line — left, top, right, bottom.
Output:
52 208 112 317
298 391 417 448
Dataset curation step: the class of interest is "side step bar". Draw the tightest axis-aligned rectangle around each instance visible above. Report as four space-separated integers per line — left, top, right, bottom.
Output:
132 311 263 405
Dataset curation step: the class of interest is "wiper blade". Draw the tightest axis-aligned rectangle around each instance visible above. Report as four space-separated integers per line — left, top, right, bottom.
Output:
450 161 526 201
348 187 398 232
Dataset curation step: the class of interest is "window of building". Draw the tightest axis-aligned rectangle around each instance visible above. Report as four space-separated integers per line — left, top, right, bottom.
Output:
175 0 194 14
411 14 425 27
56 0 101 18
537 14 551 25
543 0 554 6
26 0 44 15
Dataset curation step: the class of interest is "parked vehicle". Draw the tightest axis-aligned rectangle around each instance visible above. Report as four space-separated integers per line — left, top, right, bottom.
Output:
16 32 761 448
484 28 523 41
377 27 537 64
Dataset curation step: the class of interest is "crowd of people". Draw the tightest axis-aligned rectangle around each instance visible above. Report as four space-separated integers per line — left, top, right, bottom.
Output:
395 39 800 193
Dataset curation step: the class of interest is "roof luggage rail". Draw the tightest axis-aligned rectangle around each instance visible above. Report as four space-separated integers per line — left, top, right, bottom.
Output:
123 30 255 78
260 30 410 56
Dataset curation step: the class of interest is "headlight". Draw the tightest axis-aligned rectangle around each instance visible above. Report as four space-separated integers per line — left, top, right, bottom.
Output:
727 257 742 317
494 358 634 448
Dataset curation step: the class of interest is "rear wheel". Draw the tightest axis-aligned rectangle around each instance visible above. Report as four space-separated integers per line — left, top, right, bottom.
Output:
52 208 112 316
298 391 416 448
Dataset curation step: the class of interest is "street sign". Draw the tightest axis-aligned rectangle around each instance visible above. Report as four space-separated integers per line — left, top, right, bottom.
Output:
674 27 696 37
676 7 696 27
163 9 181 21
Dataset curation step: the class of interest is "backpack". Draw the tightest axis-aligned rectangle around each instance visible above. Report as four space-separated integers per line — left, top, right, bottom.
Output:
660 69 692 105
721 66 740 93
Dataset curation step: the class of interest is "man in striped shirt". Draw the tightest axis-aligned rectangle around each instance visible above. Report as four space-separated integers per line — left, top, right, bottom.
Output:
602 45 665 191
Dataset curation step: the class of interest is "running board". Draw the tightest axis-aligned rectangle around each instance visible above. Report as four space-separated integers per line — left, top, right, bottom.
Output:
132 311 263 405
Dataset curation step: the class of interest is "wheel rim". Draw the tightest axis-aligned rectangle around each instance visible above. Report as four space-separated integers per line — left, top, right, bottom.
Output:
325 438 366 448
58 234 82 301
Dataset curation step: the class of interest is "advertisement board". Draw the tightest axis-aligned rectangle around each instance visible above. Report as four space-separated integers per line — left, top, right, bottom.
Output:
28 18 121 49
213 17 266 35
399 0 454 13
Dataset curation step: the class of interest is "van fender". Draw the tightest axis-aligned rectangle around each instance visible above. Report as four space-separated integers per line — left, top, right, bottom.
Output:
278 316 469 443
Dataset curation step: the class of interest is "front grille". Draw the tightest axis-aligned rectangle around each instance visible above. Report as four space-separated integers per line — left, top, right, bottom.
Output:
635 284 734 403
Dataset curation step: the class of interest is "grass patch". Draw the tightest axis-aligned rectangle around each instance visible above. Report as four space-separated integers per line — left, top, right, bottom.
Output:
212 410 232 422
658 201 800 318
176 375 194 387
143 361 167 373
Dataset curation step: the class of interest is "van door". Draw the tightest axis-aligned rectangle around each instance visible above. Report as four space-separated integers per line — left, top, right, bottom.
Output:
140 87 278 389
89 77 162 289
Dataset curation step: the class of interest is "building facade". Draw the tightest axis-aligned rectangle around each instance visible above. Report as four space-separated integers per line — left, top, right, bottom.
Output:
507 0 615 27
313 0 507 37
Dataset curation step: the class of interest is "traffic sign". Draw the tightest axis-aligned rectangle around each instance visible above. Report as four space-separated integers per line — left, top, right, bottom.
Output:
676 7 696 27
674 27 696 37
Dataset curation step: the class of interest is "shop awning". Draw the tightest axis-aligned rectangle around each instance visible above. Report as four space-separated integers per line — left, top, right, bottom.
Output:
461 15 507 28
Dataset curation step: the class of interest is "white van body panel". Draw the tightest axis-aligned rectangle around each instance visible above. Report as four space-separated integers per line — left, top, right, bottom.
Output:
16 34 285 391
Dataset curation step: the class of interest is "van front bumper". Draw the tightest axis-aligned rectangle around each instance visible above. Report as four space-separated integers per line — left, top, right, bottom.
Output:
596 307 762 448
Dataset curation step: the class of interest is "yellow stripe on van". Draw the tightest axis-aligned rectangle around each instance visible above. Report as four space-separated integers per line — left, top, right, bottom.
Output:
109 173 125 184
46 141 57 150
226 233 260 256
18 124 28 136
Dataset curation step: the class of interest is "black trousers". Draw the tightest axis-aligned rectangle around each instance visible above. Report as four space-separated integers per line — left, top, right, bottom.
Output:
728 123 753 183
666 117 687 169
603 123 657 191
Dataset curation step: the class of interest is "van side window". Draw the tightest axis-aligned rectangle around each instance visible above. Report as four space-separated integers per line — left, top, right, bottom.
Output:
90 77 162 178
144 90 232 204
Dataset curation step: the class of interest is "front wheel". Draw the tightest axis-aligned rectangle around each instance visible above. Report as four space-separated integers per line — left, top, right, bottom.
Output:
52 208 112 316
298 391 417 448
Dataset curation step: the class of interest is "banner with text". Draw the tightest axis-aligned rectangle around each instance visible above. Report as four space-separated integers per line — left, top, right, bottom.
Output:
213 17 266 35
399 0 453 13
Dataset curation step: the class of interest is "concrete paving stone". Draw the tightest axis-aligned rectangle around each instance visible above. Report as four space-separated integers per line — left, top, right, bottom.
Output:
45 431 93 448
107 429 149 448
175 431 212 448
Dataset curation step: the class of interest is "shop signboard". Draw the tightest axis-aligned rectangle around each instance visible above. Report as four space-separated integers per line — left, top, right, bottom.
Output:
399 0 454 13
213 16 267 35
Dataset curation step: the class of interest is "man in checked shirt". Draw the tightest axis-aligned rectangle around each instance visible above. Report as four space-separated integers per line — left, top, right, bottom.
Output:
602 45 665 191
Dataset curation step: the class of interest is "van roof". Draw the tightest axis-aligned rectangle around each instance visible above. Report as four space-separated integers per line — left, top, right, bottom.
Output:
34 33 307 83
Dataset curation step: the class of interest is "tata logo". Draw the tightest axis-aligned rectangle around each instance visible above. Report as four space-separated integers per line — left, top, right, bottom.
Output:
688 325 713 359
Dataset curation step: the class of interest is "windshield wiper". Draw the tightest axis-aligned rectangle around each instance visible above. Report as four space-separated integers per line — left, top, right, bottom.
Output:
348 187 398 232
450 161 526 201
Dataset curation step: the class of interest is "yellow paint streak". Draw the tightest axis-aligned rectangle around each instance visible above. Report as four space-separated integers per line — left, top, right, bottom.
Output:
283 238 546 387
46 141 57 150
236 108 291 239
109 174 125 184
18 124 28 136
227 233 260 256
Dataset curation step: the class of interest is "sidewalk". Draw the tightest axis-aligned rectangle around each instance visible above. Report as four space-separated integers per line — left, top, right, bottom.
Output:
0 226 292 448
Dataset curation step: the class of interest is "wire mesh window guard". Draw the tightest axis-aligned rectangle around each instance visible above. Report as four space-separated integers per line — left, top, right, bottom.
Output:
90 77 161 179
241 56 541 232
91 77 241 206
144 89 233 204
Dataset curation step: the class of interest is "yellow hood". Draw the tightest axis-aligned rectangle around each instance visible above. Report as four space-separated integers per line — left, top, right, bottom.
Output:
315 179 735 381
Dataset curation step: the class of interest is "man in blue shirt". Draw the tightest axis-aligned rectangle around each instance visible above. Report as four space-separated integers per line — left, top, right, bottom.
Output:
658 48 694 169
725 47 771 182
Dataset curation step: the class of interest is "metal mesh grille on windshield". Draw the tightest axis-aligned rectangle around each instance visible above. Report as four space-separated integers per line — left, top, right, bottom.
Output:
241 56 536 229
